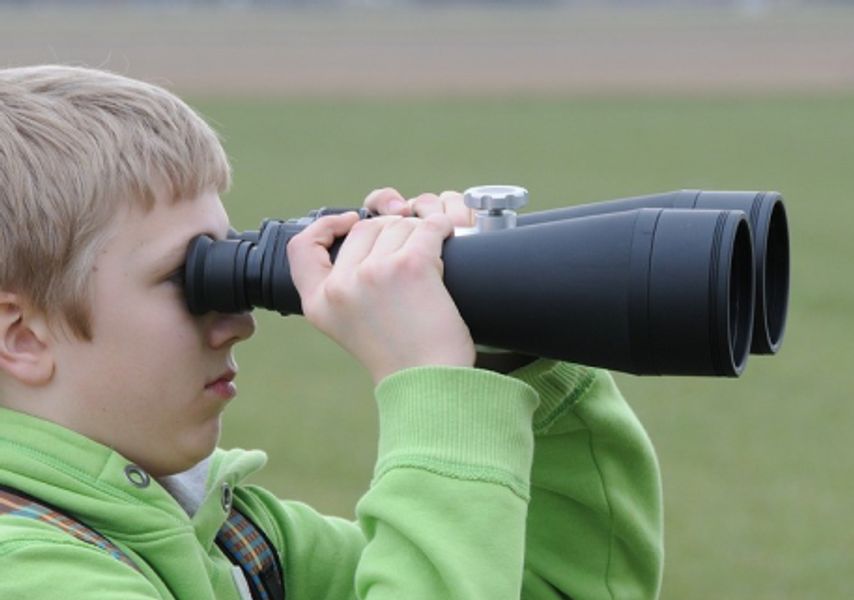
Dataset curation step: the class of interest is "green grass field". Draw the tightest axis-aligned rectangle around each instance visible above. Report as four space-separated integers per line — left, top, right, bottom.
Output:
195 94 854 599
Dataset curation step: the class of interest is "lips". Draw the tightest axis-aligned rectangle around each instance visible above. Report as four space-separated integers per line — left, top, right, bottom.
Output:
205 370 237 399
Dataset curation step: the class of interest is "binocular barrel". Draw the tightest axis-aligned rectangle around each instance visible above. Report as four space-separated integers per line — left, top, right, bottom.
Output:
516 189 789 355
443 208 755 377
184 198 761 377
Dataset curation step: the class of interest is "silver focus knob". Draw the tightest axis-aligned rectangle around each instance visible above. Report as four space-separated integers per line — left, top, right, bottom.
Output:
463 185 529 232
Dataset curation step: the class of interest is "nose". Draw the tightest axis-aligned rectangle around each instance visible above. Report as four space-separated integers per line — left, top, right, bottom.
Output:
207 311 256 349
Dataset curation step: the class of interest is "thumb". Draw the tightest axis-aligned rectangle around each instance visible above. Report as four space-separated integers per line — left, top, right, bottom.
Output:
287 212 361 299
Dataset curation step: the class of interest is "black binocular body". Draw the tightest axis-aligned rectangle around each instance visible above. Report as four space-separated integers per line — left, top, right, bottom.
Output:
184 188 789 378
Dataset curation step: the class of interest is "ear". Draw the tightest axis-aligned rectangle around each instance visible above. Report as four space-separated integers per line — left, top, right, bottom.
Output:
0 292 55 386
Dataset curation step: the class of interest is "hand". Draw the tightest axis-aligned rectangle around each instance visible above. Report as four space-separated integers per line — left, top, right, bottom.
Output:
287 210 476 384
364 188 537 374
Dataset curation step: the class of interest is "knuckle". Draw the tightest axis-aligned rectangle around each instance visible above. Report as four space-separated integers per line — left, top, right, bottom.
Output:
357 259 397 287
322 278 353 307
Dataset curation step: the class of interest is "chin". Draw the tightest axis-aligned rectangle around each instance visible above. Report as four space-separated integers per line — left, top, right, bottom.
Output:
154 441 220 478
152 454 209 479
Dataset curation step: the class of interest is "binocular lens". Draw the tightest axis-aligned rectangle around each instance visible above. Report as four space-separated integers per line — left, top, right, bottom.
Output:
756 197 789 354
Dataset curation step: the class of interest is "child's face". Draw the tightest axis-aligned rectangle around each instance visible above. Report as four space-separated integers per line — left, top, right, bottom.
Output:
48 188 256 477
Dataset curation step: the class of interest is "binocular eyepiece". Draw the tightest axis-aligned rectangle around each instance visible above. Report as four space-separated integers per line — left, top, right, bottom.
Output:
184 187 789 378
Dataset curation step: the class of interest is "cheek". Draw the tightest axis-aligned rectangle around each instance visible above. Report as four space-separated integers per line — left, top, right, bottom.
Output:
97 322 205 428
139 312 203 366
98 302 204 376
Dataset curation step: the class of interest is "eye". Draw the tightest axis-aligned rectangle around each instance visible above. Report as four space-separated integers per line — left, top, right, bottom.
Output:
165 265 186 289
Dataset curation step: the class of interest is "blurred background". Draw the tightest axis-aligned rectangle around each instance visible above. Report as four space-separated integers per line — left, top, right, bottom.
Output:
2 1 852 597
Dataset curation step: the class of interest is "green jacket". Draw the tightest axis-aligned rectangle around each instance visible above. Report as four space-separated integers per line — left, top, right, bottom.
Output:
0 361 662 599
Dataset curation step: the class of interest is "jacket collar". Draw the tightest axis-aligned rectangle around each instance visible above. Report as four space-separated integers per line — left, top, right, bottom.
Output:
0 406 267 550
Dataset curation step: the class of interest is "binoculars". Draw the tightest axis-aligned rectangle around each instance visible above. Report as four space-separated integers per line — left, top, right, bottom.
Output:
183 186 789 378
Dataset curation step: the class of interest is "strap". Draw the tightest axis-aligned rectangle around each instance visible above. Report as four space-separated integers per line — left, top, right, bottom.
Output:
216 508 286 600
0 484 140 572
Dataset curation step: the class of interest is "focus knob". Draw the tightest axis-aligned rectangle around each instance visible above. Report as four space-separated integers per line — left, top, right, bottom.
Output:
463 185 529 232
464 185 529 213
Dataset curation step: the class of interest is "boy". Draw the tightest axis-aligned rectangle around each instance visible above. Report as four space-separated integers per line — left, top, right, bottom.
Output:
0 65 663 599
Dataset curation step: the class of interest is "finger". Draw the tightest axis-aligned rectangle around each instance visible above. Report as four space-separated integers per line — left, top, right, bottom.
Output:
409 192 443 218
287 212 361 297
363 187 411 216
332 215 407 271
399 213 455 262
365 216 424 258
438 190 475 228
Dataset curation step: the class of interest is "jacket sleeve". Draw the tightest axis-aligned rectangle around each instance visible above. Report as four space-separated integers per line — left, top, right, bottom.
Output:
514 361 664 600
354 365 541 600
237 364 539 600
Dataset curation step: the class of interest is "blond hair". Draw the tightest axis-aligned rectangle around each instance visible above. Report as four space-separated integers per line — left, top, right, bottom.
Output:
0 65 231 339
